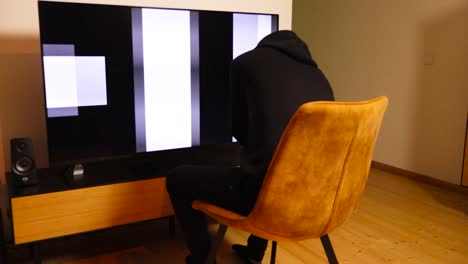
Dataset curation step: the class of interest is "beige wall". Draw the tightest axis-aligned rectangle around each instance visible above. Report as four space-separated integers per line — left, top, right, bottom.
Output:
0 1 46 184
293 0 468 184
0 0 292 183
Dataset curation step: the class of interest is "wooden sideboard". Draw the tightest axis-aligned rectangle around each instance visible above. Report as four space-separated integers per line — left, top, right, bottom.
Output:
5 159 177 264
3 143 239 263
10 176 173 244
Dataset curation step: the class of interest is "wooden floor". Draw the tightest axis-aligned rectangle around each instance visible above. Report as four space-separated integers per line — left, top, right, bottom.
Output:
6 168 468 263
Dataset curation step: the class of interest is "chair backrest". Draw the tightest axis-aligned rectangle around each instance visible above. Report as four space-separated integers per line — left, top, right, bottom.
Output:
247 96 388 240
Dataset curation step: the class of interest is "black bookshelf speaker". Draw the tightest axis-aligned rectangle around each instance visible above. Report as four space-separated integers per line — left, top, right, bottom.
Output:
10 138 39 187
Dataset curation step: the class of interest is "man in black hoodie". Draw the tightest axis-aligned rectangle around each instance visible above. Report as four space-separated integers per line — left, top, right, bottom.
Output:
166 30 334 264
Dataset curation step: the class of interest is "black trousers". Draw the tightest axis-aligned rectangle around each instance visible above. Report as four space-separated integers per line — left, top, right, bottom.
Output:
166 165 268 262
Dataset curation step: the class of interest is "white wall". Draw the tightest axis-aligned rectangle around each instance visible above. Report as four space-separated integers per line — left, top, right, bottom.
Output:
293 0 468 184
0 0 292 184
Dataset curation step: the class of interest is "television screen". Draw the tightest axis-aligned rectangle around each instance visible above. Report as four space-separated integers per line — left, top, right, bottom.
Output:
38 1 278 166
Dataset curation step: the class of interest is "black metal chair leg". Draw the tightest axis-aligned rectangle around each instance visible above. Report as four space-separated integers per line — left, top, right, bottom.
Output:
320 234 338 264
270 241 277 264
205 224 227 264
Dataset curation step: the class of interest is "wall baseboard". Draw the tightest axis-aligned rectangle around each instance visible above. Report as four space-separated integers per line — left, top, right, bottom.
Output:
371 161 468 195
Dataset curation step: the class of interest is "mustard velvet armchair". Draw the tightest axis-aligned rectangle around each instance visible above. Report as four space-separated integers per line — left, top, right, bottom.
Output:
193 96 388 264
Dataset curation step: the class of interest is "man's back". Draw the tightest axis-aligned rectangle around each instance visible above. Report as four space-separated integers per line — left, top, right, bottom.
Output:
231 30 335 179
166 30 336 264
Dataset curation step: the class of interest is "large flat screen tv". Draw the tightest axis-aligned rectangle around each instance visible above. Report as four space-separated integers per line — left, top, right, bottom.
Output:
38 0 279 167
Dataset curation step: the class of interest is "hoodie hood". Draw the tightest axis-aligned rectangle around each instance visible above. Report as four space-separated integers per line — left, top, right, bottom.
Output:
257 30 317 67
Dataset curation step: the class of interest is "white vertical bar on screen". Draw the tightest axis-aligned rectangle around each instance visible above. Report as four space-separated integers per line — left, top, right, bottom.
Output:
142 8 192 152
233 14 274 60
257 15 272 43
232 13 258 59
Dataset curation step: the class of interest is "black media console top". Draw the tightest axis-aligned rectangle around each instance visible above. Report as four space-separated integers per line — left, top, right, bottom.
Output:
8 143 240 198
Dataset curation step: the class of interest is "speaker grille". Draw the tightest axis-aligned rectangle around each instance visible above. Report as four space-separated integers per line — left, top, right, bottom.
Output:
15 156 34 173
10 138 38 186
15 142 27 153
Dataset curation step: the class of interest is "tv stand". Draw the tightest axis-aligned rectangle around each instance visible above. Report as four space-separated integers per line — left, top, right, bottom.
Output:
4 144 240 263
5 162 175 263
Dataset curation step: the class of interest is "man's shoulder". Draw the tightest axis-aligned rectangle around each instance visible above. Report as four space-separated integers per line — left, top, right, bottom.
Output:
233 49 255 64
232 48 275 69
